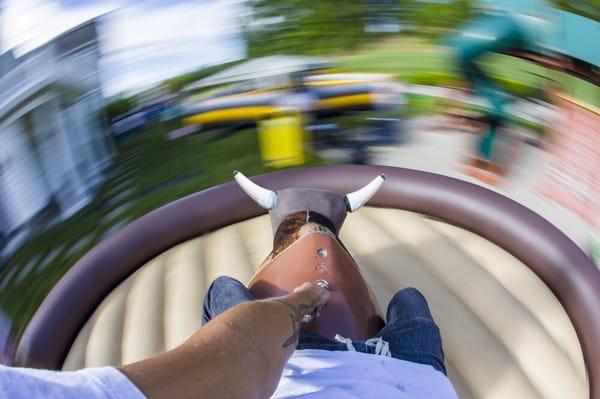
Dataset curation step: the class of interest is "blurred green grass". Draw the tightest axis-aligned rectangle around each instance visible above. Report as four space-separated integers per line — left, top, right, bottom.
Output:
336 36 599 107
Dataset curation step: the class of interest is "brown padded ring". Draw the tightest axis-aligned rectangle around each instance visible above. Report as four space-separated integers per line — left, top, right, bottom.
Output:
14 165 600 398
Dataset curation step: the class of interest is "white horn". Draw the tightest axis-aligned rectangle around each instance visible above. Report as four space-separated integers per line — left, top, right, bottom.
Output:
233 171 278 209
344 174 385 212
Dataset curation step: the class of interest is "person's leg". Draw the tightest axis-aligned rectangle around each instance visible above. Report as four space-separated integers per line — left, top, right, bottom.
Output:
202 276 256 325
376 287 446 374
480 120 497 161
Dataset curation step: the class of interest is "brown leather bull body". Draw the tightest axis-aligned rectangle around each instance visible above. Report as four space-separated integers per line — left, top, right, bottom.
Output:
248 220 384 340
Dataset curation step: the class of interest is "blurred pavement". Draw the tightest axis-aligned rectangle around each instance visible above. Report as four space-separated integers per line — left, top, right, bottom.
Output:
371 117 596 256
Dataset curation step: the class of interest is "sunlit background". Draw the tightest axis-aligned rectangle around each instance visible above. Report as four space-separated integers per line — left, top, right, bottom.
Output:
0 0 598 394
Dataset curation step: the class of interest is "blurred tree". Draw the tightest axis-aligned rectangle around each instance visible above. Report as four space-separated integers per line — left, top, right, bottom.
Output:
399 0 472 35
243 0 473 56
243 0 380 56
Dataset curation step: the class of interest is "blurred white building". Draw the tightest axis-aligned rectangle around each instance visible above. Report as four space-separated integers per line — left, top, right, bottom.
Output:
0 20 113 253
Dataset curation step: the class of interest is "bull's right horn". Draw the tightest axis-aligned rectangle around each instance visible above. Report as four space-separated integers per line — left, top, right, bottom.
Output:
233 171 278 209
344 174 385 212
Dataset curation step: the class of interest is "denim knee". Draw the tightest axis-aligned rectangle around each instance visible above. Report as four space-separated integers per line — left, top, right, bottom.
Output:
392 287 426 302
207 276 242 295
387 287 433 323
211 275 242 288
202 276 249 325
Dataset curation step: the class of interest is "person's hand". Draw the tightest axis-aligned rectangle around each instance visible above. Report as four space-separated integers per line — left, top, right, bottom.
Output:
292 282 330 320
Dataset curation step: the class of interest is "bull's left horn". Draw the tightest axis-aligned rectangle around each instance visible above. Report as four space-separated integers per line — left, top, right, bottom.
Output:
233 171 278 209
344 174 385 212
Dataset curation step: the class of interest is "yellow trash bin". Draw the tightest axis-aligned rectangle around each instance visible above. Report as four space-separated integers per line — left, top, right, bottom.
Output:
257 112 307 168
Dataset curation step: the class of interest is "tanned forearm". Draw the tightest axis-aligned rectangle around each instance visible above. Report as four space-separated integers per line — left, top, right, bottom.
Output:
121 283 328 399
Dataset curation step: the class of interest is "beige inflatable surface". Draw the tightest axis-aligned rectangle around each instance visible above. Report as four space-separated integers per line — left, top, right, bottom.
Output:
63 208 587 399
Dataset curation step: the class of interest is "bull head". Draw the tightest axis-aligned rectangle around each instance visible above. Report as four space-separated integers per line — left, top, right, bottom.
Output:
233 170 385 234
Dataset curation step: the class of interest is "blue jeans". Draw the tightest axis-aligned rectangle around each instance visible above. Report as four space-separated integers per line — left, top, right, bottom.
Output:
202 276 446 374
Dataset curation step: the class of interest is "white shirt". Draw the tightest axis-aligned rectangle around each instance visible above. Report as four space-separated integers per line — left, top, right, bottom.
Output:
273 349 459 398
0 350 458 398
0 365 144 399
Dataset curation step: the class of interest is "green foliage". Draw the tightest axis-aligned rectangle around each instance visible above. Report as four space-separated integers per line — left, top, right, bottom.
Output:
243 0 380 57
243 0 474 56
104 96 137 121
401 0 473 35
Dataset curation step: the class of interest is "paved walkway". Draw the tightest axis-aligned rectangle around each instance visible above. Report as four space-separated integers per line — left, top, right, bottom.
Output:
370 117 596 255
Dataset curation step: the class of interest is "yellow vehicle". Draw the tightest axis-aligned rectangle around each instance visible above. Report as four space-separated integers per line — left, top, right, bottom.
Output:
182 56 400 128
